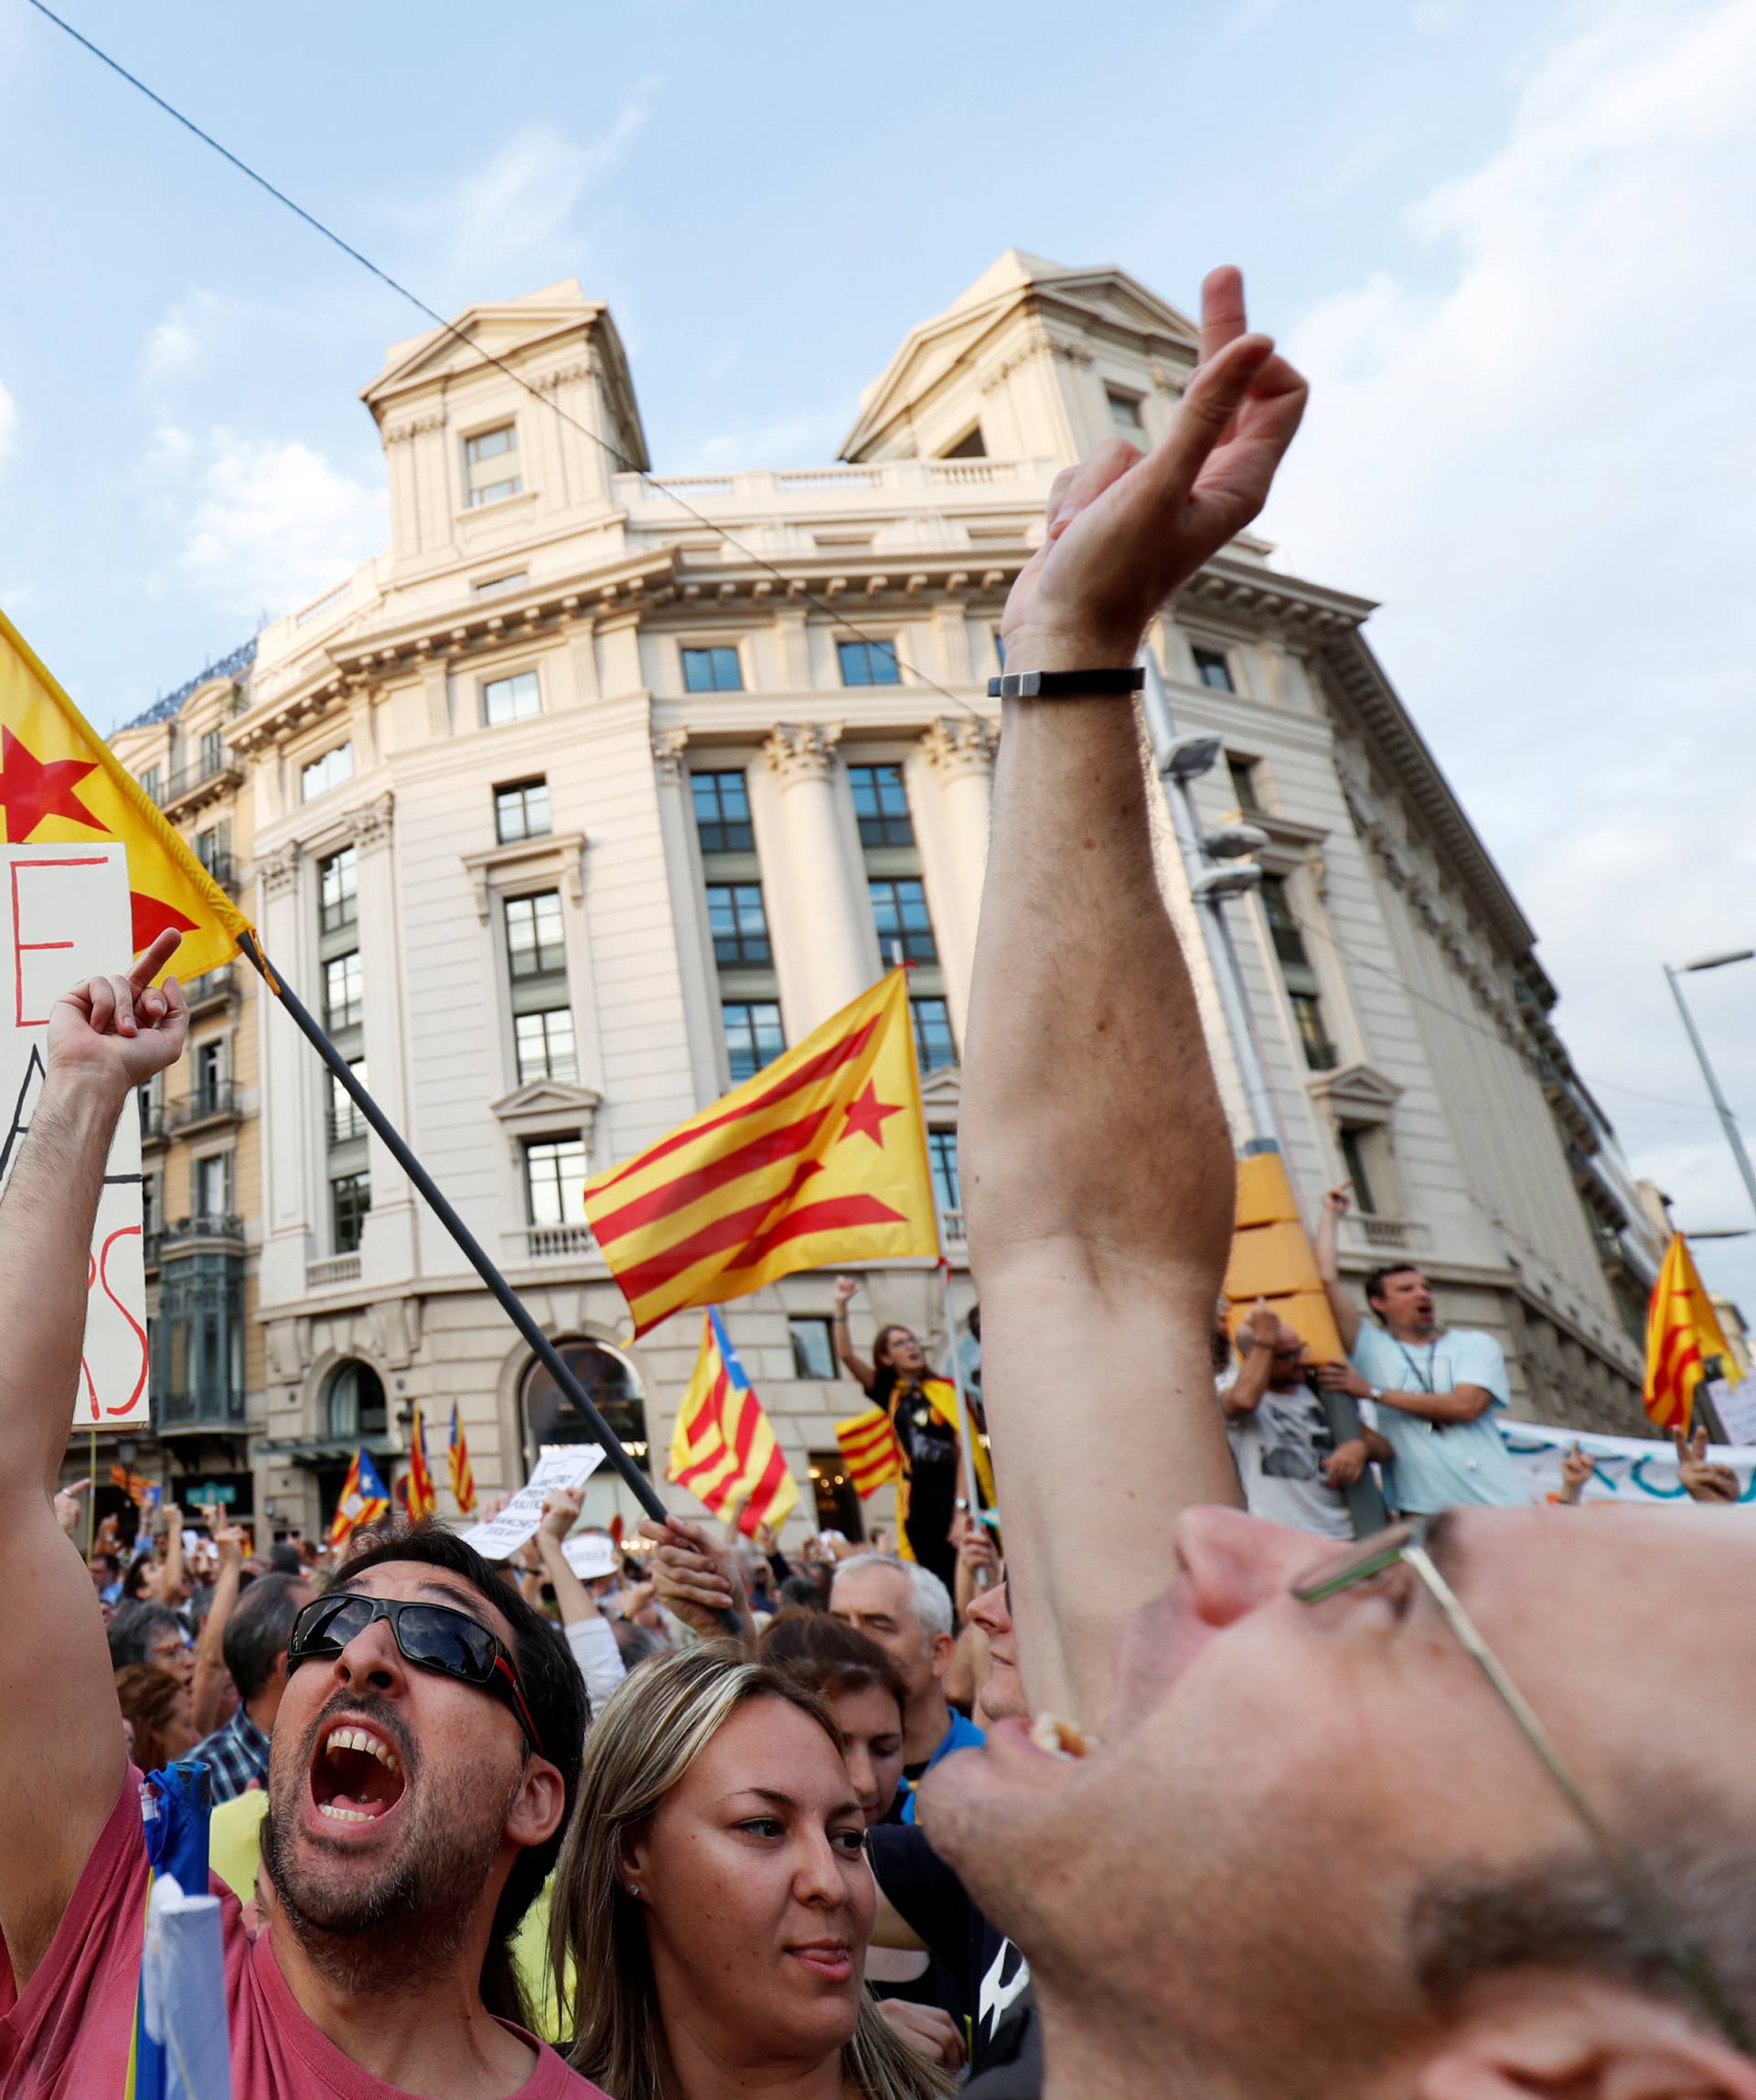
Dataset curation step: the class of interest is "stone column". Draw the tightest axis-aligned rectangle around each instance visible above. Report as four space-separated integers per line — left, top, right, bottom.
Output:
349 793 418 1285
257 844 312 1309
759 723 876 1033
914 716 1000 1038
652 728 724 1111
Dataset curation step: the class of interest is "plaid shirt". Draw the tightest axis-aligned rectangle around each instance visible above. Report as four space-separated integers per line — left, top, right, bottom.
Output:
190 1703 270 1803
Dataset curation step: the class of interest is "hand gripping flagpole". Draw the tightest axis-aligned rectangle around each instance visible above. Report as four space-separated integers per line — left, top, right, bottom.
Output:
238 932 667 1522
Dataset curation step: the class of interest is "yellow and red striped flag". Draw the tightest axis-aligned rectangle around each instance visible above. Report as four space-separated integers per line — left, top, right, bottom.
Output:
669 1307 799 1535
405 1404 437 1521
327 1447 391 1548
1 608 253 977
449 1402 477 1515
584 970 938 1337
1646 1232 1742 1433
836 1406 904 1498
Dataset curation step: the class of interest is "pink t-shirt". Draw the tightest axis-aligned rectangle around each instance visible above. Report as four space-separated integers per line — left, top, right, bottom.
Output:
0 1771 611 2099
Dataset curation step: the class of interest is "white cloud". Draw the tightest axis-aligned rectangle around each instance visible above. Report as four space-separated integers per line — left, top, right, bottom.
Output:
683 404 849 470
141 293 220 384
1315 130 1400 205
1263 0 1756 1301
139 423 386 620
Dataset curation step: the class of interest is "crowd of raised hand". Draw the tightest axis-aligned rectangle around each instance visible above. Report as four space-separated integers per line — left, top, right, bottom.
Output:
3 267 1755 2100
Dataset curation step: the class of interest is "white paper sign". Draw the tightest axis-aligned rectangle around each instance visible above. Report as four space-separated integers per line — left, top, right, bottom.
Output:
0 847 149 1429
562 1530 622 1580
457 1446 606 1559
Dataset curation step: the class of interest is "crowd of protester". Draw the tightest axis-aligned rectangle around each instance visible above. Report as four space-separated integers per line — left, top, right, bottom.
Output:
5 264 1756 2099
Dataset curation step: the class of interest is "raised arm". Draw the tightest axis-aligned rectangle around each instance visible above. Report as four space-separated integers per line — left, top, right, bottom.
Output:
830 1274 876 1392
1312 1185 1363 1354
191 1522 245 1737
961 269 1306 1730
0 932 187 1988
1219 1301 1275 1420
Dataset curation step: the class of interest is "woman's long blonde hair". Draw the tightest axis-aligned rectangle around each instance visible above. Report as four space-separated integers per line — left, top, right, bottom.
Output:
551 1641 954 2100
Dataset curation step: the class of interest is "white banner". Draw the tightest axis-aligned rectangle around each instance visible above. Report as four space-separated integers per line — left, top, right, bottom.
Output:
457 1445 606 1559
1500 1420 1756 1507
0 846 148 1428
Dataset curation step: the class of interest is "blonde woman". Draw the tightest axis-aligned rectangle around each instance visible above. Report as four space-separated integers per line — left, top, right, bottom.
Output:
551 1643 953 2100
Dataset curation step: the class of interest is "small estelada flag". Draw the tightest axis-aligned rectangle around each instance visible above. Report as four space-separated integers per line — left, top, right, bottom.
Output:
327 1447 391 1548
836 1407 904 1498
448 1402 476 1515
669 1306 799 1535
1645 1232 1742 1434
406 1404 437 1521
584 970 938 1337
0 607 253 976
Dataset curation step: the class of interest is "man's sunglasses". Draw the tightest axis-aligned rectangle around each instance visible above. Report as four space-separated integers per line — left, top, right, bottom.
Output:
286 1591 544 1756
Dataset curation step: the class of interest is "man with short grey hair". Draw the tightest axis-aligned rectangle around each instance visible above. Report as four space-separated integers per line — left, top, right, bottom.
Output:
188 1570 314 1800
831 1551 979 1822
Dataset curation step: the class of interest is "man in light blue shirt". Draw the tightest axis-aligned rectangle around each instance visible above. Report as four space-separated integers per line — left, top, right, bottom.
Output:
1314 1185 1526 1511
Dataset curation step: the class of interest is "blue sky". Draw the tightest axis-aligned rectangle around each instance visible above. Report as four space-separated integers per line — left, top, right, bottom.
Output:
4 0 1755 1313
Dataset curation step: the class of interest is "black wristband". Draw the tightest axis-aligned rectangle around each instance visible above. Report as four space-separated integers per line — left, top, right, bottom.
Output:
988 668 1145 698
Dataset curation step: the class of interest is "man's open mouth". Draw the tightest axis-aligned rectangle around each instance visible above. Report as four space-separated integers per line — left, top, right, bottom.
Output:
309 1720 408 1823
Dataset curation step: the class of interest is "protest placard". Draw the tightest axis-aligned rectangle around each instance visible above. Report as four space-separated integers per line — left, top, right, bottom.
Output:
0 845 149 1428
456 1445 606 1559
561 1529 622 1580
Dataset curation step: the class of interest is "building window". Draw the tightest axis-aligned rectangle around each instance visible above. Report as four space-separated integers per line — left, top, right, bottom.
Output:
331 1172 371 1255
911 995 957 1073
810 1452 865 1541
837 639 902 688
721 1001 784 1084
465 423 522 508
483 670 541 727
521 1340 648 1471
495 777 551 843
848 764 915 849
524 1136 587 1227
474 570 528 598
1107 387 1147 440
154 1252 244 1428
869 877 937 965
194 1151 233 1221
301 743 354 802
199 727 224 777
1226 755 1262 811
682 646 744 693
194 1037 226 1102
505 891 565 980
940 425 986 459
928 1130 962 1217
328 1063 369 1143
691 770 754 853
515 1008 579 1085
141 765 163 805
1339 1128 1378 1216
1192 645 1235 692
705 884 772 967
789 1317 837 1381
327 1359 387 1441
318 846 358 936
1259 875 1338 1073
324 951 362 1033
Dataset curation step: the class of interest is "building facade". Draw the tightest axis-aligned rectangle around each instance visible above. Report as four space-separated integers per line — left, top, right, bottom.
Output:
112 255 1655 1538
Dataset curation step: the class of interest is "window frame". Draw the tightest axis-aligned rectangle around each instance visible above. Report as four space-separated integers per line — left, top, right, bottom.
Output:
1191 643 1237 692
522 1134 589 1227
481 669 542 729
720 1000 785 1086
837 638 903 689
680 644 745 694
868 875 938 966
495 777 552 845
690 769 755 854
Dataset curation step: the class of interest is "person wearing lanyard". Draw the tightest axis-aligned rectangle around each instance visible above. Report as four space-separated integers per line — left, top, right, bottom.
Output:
1313 1184 1526 1512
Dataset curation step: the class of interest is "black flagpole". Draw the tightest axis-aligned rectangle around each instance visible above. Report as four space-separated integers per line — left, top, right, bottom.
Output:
238 930 667 1523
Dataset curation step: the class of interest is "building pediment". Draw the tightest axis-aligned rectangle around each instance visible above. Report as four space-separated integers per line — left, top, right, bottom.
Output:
1306 1062 1403 1127
920 1066 962 1115
491 1079 601 1144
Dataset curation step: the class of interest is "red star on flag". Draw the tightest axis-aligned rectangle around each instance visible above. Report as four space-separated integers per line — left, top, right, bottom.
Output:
841 1080 903 1149
0 727 102 842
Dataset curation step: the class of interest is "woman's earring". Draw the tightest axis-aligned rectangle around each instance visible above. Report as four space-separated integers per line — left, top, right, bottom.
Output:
629 1882 642 1898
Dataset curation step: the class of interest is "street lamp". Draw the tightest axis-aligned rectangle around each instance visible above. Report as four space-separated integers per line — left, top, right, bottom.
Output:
1664 952 1756 1227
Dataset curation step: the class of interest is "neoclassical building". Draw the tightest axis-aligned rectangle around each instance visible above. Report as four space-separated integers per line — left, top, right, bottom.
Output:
112 255 1660 1538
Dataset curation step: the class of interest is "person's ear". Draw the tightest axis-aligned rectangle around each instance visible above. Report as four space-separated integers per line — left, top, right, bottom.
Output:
505 1754 568 1850
928 1630 958 1682
618 1825 652 1900
1416 1973 1756 2100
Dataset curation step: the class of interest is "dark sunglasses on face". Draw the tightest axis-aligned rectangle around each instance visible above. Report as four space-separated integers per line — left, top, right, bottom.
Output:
286 1591 544 1756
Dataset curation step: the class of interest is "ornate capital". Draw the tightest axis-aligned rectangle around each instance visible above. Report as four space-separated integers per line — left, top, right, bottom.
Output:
919 714 999 781
260 843 302 897
538 356 597 391
383 410 445 446
762 722 841 786
652 727 690 782
347 790 396 856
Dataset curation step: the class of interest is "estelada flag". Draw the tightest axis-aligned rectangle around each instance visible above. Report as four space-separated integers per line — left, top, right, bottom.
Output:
669 1306 799 1535
836 1407 904 1498
406 1404 437 1522
584 970 938 1337
448 1402 477 1515
1645 1232 1742 1434
327 1447 390 1547
0 607 253 977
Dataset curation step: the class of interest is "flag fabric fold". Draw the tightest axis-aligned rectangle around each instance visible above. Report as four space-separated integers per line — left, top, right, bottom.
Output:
1645 1232 1742 1434
405 1404 436 1521
836 1407 905 1498
668 1307 799 1535
584 971 938 1337
0 608 254 978
327 1447 391 1547
449 1402 477 1515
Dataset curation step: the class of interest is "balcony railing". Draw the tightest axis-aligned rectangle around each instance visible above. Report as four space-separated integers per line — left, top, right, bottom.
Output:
1347 1213 1432 1255
143 1231 162 1270
139 1099 166 1144
185 966 236 1012
155 753 242 810
195 851 239 892
159 1212 245 1251
306 1254 361 1290
513 1223 595 1260
327 1104 369 1145
168 1082 241 1131
940 1208 967 1248
158 1385 247 1430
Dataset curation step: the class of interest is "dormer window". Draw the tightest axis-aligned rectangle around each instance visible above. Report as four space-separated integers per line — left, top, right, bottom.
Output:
465 424 522 508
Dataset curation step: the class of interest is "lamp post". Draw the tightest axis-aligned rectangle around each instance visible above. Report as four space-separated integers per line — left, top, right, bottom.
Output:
1664 951 1756 1228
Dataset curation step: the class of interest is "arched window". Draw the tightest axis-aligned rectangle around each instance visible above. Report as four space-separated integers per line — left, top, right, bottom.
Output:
327 1360 387 1442
521 1340 648 1473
